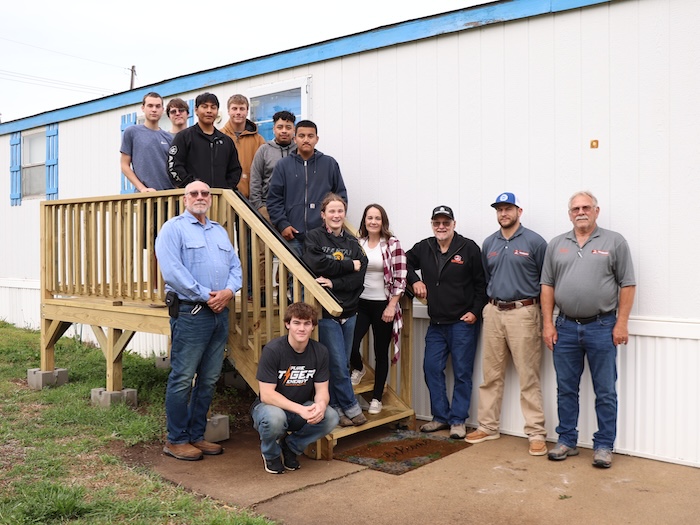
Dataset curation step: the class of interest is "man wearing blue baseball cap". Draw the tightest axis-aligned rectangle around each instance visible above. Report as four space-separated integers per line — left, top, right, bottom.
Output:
406 205 487 439
466 193 549 455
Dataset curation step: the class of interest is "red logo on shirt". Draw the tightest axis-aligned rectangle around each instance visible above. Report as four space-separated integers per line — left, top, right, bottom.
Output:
451 255 464 264
513 249 530 257
591 250 609 256
559 248 569 253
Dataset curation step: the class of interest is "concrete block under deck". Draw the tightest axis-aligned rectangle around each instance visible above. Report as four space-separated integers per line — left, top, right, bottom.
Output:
91 388 138 407
204 414 230 443
27 368 68 390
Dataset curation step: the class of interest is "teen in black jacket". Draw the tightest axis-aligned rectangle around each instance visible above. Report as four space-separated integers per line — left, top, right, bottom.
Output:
303 193 368 427
167 93 242 189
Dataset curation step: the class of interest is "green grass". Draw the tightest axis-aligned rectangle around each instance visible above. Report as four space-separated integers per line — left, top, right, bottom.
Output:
0 321 273 525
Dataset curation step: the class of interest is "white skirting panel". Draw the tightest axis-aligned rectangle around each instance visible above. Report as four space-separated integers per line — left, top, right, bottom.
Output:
126 332 169 358
0 280 41 329
411 305 700 468
56 326 168 358
0 281 169 359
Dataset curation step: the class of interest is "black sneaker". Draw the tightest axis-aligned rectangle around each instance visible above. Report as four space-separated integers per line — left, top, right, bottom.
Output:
280 436 301 471
261 453 285 474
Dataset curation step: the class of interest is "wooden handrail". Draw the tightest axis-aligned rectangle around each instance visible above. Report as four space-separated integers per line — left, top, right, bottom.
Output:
40 188 342 316
217 190 342 317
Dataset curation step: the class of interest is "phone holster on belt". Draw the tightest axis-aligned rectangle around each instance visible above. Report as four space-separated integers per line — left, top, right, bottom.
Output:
165 291 180 318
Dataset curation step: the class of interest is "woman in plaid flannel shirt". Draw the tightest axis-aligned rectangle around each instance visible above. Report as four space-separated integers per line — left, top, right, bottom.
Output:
349 204 407 415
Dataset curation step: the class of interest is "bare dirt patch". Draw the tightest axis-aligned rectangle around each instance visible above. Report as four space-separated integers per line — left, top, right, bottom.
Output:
335 430 471 475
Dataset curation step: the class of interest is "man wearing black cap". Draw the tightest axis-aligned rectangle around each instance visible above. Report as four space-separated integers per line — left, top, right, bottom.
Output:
465 193 548 456
406 205 487 439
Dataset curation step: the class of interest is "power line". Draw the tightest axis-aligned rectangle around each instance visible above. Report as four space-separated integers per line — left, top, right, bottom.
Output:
0 69 116 92
0 75 112 95
0 36 131 71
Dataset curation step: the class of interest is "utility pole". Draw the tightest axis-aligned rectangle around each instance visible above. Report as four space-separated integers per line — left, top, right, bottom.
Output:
129 66 136 90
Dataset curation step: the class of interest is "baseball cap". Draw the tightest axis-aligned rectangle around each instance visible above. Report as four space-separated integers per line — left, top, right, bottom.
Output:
431 205 454 220
491 192 521 208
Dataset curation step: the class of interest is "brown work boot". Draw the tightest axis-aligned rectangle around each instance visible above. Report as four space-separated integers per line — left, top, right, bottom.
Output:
191 440 223 455
163 442 203 461
528 439 548 456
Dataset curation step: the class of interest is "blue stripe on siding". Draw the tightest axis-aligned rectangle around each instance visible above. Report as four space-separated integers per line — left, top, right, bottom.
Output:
46 124 59 200
0 0 612 136
120 113 138 194
9 132 21 205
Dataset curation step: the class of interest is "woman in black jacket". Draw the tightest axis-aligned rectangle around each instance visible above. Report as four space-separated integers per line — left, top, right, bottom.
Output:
303 193 368 426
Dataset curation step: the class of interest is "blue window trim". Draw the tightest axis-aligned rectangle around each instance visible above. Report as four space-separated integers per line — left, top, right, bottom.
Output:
46 124 59 200
10 132 21 206
120 112 138 194
187 99 194 126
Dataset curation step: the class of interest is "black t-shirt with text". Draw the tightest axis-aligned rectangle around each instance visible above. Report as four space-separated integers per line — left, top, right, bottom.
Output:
254 335 330 406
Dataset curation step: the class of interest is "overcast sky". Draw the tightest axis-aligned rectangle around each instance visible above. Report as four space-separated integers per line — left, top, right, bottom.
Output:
1 1 489 123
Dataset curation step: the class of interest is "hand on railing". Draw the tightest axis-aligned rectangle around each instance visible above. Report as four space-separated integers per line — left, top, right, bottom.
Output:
408 282 428 305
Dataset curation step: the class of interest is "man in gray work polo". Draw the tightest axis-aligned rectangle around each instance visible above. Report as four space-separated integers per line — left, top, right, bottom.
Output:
466 193 548 456
541 190 635 468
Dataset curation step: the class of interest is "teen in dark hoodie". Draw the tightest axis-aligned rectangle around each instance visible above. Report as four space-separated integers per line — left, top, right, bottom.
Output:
303 193 368 427
267 120 347 257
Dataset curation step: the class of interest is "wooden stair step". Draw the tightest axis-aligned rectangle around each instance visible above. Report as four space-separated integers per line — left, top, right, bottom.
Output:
312 386 415 459
328 407 415 440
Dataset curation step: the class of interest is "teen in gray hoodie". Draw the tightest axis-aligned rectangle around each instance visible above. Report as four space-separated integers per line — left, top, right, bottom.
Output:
249 110 297 221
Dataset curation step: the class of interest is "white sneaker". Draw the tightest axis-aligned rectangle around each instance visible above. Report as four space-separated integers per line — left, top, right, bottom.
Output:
368 399 382 415
350 368 366 386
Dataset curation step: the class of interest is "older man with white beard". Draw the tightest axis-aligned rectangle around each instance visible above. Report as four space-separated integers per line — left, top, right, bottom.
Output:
156 181 242 461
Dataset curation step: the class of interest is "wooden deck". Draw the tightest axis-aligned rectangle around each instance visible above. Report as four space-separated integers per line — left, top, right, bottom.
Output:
38 189 415 457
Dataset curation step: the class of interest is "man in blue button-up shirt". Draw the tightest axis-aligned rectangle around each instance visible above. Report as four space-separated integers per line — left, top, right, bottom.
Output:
156 180 242 461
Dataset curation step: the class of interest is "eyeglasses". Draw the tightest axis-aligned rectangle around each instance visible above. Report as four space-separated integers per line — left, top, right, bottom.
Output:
569 205 594 214
186 190 210 198
431 220 453 227
169 108 188 115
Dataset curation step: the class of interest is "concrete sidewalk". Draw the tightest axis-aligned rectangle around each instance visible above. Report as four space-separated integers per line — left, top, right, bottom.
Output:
152 426 699 525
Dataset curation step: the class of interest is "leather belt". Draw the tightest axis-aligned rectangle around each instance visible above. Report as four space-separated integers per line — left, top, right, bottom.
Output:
560 311 616 325
180 299 211 312
180 299 208 306
489 298 539 311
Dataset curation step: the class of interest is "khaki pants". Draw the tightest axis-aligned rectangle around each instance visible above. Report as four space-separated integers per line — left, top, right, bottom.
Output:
476 302 546 438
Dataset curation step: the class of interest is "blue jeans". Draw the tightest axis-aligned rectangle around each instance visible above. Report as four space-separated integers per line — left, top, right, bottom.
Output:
318 315 362 418
552 314 618 450
424 321 479 425
252 401 339 459
165 304 229 444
